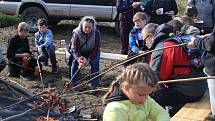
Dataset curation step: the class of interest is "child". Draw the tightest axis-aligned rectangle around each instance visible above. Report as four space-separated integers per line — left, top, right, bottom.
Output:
103 63 170 121
35 19 58 74
185 6 198 21
188 26 215 120
129 12 149 54
69 16 100 90
125 12 149 66
116 0 141 54
7 22 38 80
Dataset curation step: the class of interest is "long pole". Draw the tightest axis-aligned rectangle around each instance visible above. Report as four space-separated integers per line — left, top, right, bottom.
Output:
63 43 187 94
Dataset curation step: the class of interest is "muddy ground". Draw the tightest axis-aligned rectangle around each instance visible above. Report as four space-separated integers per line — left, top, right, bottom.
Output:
0 21 123 120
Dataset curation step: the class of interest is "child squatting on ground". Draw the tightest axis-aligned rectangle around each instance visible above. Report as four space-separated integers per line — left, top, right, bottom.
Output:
7 22 39 80
102 63 170 121
35 19 58 74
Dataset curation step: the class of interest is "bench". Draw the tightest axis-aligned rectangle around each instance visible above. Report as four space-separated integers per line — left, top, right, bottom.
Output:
55 48 128 60
171 92 211 121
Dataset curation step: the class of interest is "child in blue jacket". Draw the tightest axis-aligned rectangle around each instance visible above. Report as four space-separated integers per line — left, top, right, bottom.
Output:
35 19 58 74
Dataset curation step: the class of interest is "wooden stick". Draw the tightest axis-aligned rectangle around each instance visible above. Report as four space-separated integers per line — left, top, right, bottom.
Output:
159 76 215 84
64 43 187 94
2 107 37 121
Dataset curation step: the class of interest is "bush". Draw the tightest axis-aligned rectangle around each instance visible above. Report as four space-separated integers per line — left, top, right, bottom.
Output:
0 13 20 28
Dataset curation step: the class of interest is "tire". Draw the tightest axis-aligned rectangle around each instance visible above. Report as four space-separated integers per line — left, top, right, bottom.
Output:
21 7 48 33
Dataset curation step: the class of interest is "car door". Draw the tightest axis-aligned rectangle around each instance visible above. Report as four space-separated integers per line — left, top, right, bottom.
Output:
44 0 70 17
70 0 117 21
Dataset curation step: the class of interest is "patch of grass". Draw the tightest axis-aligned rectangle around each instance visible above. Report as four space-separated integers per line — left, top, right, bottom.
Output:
0 13 20 28
176 0 187 16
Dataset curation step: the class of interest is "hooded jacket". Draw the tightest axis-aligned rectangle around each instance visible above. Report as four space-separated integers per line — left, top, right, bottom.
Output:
194 26 215 76
149 24 206 97
103 81 170 121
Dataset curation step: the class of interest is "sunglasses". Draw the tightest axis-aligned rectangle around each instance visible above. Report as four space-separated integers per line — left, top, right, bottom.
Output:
143 34 150 41
85 18 94 24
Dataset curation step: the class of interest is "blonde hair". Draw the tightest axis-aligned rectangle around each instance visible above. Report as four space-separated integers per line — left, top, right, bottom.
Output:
102 63 159 103
133 12 150 23
18 22 29 32
118 63 159 87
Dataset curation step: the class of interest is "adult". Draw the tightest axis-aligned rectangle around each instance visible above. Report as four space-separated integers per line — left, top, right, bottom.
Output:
188 0 215 34
142 23 207 116
144 0 178 25
188 26 215 120
69 16 100 90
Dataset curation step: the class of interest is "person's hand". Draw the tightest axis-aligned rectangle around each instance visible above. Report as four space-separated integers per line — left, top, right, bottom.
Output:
32 47 38 52
138 50 144 54
22 53 30 58
132 2 140 8
188 36 196 48
156 8 163 15
77 56 87 67
165 11 174 16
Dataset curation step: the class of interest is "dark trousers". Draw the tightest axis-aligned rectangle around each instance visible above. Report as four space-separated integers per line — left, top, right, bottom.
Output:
8 58 37 77
38 44 57 68
120 21 133 55
151 86 203 116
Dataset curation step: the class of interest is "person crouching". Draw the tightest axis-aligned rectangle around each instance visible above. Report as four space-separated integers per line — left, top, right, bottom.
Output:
7 22 39 80
69 16 100 90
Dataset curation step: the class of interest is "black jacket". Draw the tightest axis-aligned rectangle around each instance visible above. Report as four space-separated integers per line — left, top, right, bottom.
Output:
195 27 215 76
7 35 31 61
144 0 178 24
150 24 206 97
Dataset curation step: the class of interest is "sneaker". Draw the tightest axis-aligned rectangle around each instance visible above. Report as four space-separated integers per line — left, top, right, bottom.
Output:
20 75 33 81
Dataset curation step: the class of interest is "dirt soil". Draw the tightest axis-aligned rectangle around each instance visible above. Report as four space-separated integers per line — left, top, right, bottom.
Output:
0 21 123 120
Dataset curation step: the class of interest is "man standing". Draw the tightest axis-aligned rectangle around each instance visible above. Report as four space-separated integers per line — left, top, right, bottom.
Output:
116 0 140 54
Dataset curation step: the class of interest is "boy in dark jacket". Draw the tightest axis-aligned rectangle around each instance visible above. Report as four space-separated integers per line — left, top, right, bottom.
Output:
7 22 38 80
116 0 141 54
188 26 215 119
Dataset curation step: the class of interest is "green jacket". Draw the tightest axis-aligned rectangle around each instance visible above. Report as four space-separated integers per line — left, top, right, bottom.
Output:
103 97 170 121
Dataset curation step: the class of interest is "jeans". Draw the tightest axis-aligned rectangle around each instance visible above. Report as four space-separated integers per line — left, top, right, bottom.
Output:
70 52 100 89
38 44 57 68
